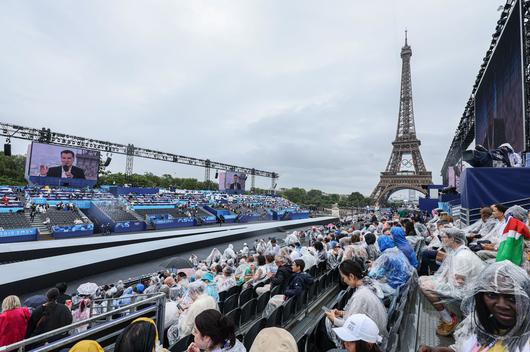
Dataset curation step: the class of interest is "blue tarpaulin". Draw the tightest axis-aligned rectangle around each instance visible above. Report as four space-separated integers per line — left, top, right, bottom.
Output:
460 167 530 209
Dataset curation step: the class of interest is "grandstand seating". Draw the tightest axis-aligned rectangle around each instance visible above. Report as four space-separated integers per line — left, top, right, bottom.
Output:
98 206 138 222
0 212 32 229
45 208 84 226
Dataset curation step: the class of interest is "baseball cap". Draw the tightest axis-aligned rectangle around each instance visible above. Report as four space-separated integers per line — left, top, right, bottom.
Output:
332 314 382 344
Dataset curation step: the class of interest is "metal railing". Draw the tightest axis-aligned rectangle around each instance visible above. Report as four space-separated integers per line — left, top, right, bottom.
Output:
1 293 166 352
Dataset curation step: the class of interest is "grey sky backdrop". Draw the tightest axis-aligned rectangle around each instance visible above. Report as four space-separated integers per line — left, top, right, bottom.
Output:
0 1 503 195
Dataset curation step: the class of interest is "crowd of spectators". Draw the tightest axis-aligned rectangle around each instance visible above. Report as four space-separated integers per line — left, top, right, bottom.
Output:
2 203 528 351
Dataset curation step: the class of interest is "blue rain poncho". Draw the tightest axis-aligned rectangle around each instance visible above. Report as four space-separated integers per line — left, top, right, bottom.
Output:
369 236 414 289
390 227 418 268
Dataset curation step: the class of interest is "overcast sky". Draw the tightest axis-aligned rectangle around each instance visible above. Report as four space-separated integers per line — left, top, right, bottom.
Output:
0 1 502 195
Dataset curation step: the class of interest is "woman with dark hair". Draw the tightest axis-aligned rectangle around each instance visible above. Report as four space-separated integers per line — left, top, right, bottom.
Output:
313 241 328 272
250 255 268 286
325 259 387 348
25 288 72 343
114 317 169 352
418 261 530 352
187 309 246 352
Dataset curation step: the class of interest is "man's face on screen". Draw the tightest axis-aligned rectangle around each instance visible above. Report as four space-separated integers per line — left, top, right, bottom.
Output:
61 152 74 167
233 175 239 183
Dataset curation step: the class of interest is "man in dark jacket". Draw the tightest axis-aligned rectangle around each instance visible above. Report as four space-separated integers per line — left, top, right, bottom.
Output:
39 150 86 179
284 259 314 298
270 256 293 294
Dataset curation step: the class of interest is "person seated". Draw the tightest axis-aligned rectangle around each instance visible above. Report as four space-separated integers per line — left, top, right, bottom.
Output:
201 273 220 302
418 220 452 276
463 207 497 245
364 233 380 262
217 267 237 293
0 295 30 347
114 317 169 352
167 281 218 345
418 228 484 337
263 259 313 316
475 203 508 260
186 309 246 352
369 236 414 297
25 288 73 345
324 259 387 349
418 261 530 352
256 256 292 296
332 314 383 352
390 226 418 268
343 233 368 261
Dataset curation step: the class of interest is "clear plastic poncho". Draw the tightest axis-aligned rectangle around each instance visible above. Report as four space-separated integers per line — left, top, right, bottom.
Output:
453 261 530 351
300 247 317 270
223 244 236 260
425 245 485 301
205 248 222 266
369 239 414 289
285 232 299 246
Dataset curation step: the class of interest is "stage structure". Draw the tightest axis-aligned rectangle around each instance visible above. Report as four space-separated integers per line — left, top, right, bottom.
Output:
370 32 432 205
0 122 278 189
441 0 530 183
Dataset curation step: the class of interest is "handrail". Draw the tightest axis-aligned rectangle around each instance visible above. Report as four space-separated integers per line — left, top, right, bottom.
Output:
1 293 165 352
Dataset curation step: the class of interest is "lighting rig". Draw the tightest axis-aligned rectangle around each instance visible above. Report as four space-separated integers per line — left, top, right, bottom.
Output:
0 122 279 189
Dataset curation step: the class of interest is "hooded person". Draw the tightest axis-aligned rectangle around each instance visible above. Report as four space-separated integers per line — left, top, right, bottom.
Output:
240 243 249 256
114 317 169 352
167 281 219 346
300 247 317 271
390 226 418 268
223 244 236 261
205 248 222 266
418 261 530 352
285 232 299 246
256 239 267 255
418 227 485 337
369 236 414 297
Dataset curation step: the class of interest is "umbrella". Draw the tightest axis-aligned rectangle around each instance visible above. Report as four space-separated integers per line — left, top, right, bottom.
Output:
160 257 193 270
77 282 99 296
23 295 46 308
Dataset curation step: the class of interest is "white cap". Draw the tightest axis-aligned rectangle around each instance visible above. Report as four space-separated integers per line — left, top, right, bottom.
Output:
332 314 382 343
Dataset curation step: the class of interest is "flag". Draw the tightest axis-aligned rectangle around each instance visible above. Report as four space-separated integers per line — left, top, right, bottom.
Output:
496 216 530 266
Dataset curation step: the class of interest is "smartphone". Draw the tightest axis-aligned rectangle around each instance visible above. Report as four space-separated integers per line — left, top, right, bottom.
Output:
321 306 331 313
177 303 184 311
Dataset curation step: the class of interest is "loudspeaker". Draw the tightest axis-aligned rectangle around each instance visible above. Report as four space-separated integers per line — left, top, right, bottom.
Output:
104 157 112 167
3 143 11 156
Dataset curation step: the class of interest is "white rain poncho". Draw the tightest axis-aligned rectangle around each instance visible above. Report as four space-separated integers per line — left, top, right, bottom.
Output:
452 261 530 352
414 222 429 237
205 248 222 266
342 244 368 261
223 244 236 260
326 283 388 347
300 247 317 270
463 217 498 239
256 239 267 254
285 232 299 246
419 241 484 301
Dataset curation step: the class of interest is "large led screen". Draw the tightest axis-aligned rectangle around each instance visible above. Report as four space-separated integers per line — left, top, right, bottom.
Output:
218 171 247 193
475 0 525 152
26 142 100 187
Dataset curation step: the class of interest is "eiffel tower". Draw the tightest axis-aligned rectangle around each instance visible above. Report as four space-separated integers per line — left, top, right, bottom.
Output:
370 32 432 205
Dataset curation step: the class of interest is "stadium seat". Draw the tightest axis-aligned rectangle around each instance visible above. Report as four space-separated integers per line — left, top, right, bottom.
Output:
227 285 241 297
297 334 307 352
240 298 257 325
218 290 228 303
243 318 265 350
170 334 192 352
256 291 270 314
294 295 304 314
265 305 283 327
222 293 239 314
270 285 281 297
225 307 241 330
281 297 295 326
239 287 254 306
